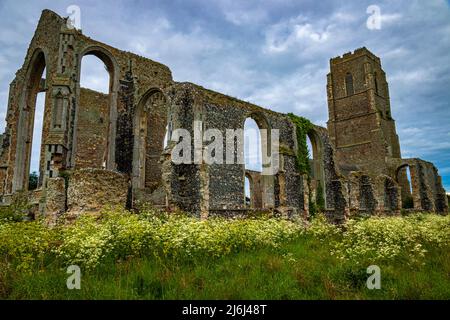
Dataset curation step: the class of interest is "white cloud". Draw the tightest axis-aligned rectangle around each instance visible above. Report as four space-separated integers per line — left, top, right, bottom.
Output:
264 15 334 53
224 8 267 26
244 66 329 125
390 68 436 83
379 13 402 25
331 11 358 23
399 127 423 135
217 0 268 26
381 47 410 59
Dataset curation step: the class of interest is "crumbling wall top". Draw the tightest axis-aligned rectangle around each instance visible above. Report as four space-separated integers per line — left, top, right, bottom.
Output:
169 82 284 117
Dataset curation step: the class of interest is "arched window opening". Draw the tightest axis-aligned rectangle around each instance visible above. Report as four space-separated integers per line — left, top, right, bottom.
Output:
243 115 274 209
384 178 398 212
14 50 47 192
406 167 413 194
245 175 251 207
244 118 262 172
307 131 326 212
143 91 166 190
374 72 379 95
163 115 173 149
132 90 167 206
80 55 110 94
76 54 111 169
306 135 314 177
163 125 169 149
345 72 354 96
397 165 413 209
29 86 46 190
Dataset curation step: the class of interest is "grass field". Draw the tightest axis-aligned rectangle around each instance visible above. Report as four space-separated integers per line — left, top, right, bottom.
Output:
1 209 449 300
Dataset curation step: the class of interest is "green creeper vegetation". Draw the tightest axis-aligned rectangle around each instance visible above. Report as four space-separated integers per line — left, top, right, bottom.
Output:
309 185 317 217
310 182 326 216
0 192 31 223
288 113 324 215
316 182 325 212
308 181 325 217
0 207 449 300
28 172 38 191
287 113 313 175
403 195 414 209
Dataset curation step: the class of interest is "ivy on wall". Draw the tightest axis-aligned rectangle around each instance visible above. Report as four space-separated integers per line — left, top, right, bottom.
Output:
287 113 313 175
288 113 326 215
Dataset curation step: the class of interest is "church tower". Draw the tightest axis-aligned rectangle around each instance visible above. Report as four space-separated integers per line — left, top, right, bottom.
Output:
326 47 402 176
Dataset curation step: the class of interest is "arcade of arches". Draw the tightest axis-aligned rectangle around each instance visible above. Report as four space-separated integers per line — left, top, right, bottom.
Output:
0 10 447 224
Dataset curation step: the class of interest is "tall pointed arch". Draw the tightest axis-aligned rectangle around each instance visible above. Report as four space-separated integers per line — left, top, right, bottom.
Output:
73 45 119 170
13 48 48 191
132 88 168 205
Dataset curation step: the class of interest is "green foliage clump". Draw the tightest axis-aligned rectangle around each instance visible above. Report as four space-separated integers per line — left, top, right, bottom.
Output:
403 195 414 209
0 192 31 223
1 210 450 299
315 182 325 212
56 210 154 269
288 113 325 215
55 207 304 269
332 214 450 265
309 182 326 216
287 113 313 175
308 198 317 217
304 213 340 240
28 172 38 191
0 221 58 273
4 206 448 274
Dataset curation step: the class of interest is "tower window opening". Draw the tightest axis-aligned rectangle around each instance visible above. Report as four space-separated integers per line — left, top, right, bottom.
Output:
345 72 354 96
374 72 379 94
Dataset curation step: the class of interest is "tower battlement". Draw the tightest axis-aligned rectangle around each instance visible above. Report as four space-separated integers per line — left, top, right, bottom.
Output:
330 47 381 65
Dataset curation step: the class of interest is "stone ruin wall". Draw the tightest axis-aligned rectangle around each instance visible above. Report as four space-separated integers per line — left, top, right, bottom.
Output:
75 88 109 169
0 10 447 225
162 82 303 218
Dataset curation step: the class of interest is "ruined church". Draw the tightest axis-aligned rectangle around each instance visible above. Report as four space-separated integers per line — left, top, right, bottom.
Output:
0 10 447 223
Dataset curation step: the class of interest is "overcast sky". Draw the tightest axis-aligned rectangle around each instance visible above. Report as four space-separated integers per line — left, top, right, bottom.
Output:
0 0 449 192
